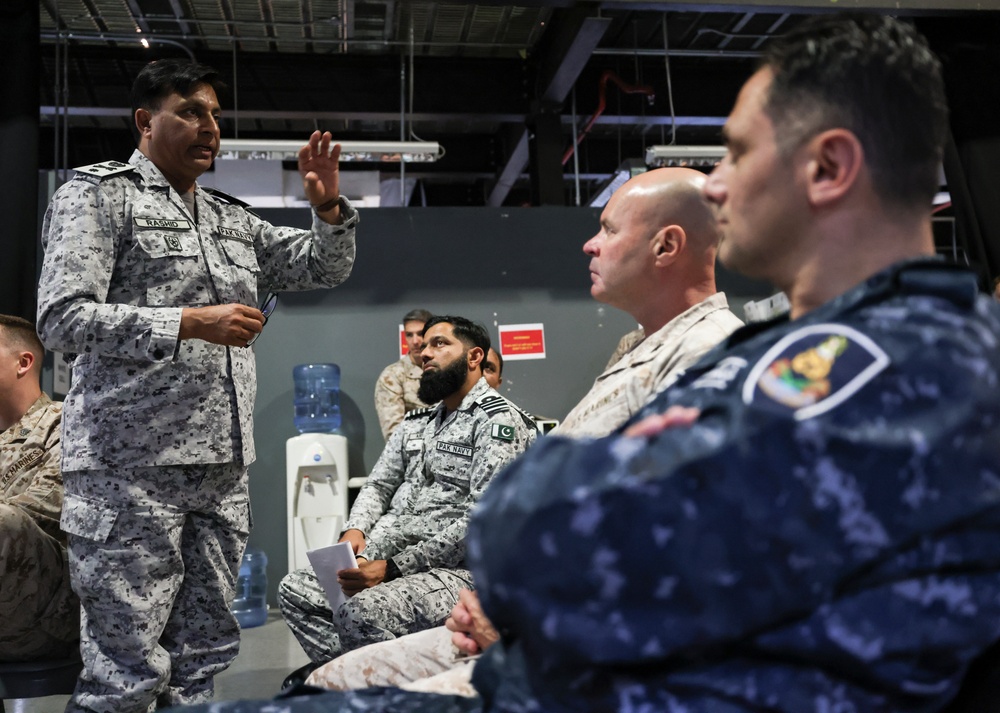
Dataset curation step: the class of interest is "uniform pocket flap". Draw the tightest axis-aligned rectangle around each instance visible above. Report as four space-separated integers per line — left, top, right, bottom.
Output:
60 493 118 542
219 238 261 273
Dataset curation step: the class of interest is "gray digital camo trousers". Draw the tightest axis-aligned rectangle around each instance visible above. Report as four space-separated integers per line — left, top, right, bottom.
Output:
61 463 249 713
278 565 472 663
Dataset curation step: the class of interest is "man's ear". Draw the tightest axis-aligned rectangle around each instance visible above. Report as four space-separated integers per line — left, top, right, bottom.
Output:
467 346 485 371
15 351 35 378
805 128 863 208
135 108 153 140
652 225 686 268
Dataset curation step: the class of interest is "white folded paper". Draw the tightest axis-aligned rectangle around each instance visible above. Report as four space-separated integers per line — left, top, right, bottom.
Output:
306 541 358 612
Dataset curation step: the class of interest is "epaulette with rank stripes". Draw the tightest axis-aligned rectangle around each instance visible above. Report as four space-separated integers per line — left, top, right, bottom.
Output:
404 406 437 421
203 186 252 209
73 160 134 180
475 393 511 417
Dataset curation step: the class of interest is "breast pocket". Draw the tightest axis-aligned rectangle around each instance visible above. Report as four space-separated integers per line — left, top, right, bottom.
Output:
219 234 261 276
134 229 201 306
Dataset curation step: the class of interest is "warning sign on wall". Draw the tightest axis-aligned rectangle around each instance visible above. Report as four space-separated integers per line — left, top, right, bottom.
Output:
498 323 546 361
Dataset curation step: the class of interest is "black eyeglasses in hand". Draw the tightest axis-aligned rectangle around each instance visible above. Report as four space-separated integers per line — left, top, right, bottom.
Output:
247 292 278 347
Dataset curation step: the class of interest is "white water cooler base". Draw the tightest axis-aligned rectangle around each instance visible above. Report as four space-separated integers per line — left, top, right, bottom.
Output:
286 433 349 574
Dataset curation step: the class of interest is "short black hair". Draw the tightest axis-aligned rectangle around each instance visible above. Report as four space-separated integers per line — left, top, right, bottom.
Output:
422 316 491 370
129 59 227 144
403 308 434 324
0 314 43 363
761 14 947 211
488 347 504 377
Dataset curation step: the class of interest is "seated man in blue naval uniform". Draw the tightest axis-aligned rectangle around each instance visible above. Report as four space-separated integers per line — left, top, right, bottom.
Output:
173 14 1000 713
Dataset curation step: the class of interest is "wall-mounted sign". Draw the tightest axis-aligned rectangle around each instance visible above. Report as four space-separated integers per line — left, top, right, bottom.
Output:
399 324 408 358
498 323 546 361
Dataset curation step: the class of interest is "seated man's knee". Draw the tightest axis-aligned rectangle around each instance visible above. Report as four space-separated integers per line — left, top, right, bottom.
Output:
277 569 312 613
336 589 377 630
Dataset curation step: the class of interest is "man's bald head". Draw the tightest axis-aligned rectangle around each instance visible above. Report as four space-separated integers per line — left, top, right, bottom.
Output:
583 168 721 331
627 168 719 251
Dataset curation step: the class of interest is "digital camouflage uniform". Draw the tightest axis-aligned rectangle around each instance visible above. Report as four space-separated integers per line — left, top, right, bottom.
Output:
279 377 536 663
304 295 739 694
0 393 79 661
468 259 1000 712
556 292 743 438
36 149 357 713
374 356 429 440
176 260 1000 713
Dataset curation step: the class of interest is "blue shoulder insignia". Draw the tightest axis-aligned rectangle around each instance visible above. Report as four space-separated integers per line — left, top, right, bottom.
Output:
476 393 510 417
743 323 889 420
74 161 134 180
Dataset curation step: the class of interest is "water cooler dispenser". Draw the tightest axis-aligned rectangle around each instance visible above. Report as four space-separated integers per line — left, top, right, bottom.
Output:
286 364 350 573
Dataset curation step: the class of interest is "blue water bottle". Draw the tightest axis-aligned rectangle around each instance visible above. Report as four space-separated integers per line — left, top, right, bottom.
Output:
232 546 268 628
293 363 342 433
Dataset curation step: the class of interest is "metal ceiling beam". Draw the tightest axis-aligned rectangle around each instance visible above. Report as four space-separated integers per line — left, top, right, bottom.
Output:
600 0 999 10
38 105 726 127
488 10 612 207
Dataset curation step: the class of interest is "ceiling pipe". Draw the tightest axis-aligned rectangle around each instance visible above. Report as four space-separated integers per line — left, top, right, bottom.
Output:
562 70 654 167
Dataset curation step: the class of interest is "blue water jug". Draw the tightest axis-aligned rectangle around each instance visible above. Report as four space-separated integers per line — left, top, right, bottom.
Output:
232 546 268 628
293 363 342 433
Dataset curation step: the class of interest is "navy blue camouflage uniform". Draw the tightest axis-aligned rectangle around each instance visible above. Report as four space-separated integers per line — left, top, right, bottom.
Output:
170 259 1000 712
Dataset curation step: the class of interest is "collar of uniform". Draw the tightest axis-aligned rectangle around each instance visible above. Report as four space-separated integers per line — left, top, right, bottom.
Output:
404 357 424 379
612 292 733 372
128 149 177 192
725 256 966 354
432 375 493 426
0 393 54 444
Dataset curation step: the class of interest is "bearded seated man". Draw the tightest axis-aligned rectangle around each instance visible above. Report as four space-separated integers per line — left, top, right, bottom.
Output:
277 316 537 678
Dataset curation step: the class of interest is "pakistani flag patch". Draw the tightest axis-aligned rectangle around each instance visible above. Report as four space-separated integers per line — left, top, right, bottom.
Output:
490 423 515 442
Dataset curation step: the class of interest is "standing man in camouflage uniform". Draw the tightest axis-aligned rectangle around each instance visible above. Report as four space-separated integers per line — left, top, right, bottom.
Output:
278 316 536 678
375 308 434 440
0 315 78 662
36 58 357 712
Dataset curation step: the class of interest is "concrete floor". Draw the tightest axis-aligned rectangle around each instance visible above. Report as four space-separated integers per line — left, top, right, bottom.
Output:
5 610 309 713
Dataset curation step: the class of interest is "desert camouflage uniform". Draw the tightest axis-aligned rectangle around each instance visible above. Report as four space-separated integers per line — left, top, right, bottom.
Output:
375 357 429 440
0 393 79 661
36 149 357 713
177 260 1000 713
555 292 742 438
603 327 644 370
279 377 536 663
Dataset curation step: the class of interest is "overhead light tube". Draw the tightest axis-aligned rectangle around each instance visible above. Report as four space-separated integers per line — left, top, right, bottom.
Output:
216 139 444 163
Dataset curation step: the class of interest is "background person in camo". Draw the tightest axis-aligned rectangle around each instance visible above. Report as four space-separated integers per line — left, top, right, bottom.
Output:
278 316 536 682
35 57 358 713
375 308 434 440
0 314 78 662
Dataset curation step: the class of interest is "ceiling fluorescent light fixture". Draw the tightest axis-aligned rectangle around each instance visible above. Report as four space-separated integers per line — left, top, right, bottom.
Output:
216 139 443 163
645 145 727 168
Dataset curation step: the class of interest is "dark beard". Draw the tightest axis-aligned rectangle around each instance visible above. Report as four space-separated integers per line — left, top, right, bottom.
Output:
418 353 468 403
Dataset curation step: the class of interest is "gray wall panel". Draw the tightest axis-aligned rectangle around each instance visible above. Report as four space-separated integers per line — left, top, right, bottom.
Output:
236 206 770 599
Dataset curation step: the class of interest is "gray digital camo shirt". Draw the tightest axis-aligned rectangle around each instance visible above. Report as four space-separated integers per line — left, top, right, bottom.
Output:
37 150 358 470
346 377 537 576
